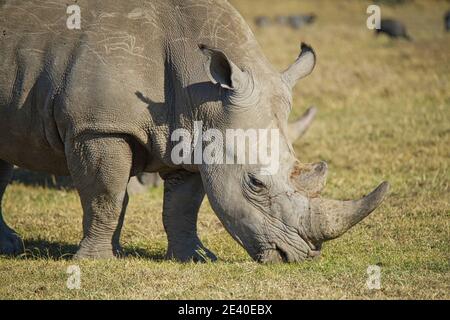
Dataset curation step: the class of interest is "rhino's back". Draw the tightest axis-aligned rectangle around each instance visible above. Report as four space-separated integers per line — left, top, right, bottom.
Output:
0 0 170 172
0 0 168 120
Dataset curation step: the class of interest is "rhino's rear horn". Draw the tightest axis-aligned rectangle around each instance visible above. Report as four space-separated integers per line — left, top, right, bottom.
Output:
287 106 317 142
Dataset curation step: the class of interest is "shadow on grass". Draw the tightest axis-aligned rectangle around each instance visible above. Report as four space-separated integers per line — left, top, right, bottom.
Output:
124 247 165 261
3 238 165 261
20 238 78 260
12 168 73 190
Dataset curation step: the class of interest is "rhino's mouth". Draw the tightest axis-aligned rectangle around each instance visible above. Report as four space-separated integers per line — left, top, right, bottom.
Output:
275 247 289 262
257 244 315 263
256 241 321 263
256 247 287 263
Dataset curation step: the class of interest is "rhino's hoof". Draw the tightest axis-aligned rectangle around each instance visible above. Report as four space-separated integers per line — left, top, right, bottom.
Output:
74 246 122 260
190 248 217 263
166 245 218 263
0 228 23 256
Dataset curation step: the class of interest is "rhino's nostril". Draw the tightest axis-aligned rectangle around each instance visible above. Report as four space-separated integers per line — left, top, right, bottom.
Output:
314 161 327 173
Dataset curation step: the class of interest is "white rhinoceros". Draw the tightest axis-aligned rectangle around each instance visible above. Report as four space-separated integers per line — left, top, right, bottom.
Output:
0 0 389 262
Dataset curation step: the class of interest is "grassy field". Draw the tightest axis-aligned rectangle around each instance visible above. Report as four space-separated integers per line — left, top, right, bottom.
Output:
0 0 449 299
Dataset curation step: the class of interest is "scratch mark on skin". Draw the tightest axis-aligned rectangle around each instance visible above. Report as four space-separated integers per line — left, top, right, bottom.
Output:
11 6 61 34
81 43 108 65
98 12 118 19
20 48 45 54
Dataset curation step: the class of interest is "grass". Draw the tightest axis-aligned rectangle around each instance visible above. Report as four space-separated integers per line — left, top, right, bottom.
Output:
0 0 449 299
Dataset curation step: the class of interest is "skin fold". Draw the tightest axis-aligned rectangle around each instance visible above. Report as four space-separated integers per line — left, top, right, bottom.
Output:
0 0 388 262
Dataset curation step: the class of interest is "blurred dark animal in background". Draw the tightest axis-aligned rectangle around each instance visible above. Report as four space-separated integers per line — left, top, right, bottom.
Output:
288 14 316 29
445 10 450 31
374 0 408 4
376 19 412 40
275 15 289 26
258 14 316 30
255 16 271 28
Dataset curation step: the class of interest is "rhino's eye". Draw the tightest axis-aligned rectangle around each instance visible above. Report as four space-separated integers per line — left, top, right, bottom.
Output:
247 173 266 191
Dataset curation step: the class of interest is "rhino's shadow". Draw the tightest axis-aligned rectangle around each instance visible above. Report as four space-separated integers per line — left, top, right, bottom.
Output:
20 238 79 260
14 238 165 261
12 168 73 190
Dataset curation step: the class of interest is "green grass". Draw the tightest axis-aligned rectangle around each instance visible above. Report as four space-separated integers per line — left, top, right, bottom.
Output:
0 0 449 299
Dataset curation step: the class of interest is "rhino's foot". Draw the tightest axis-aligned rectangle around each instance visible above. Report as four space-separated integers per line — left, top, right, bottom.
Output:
166 240 217 263
74 239 122 260
0 226 23 256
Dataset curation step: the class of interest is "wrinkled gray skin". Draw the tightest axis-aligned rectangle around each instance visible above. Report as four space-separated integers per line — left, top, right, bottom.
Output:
0 0 389 262
129 106 317 193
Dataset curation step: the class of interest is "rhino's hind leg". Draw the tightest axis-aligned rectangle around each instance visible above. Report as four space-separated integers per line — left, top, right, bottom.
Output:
0 160 23 255
162 171 217 262
66 136 132 259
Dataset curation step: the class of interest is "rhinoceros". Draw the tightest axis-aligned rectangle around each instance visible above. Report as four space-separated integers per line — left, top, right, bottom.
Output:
0 0 389 262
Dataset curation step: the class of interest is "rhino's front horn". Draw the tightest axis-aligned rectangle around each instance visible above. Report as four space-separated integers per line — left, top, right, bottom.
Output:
307 182 390 242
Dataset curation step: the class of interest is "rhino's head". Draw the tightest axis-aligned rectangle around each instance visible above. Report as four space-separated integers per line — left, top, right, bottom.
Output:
195 43 389 263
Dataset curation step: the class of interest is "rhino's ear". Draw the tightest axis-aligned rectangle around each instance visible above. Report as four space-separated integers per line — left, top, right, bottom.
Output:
198 44 249 91
282 43 316 88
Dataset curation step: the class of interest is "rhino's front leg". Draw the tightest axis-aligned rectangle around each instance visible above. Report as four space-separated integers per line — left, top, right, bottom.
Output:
66 135 132 259
162 170 217 262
